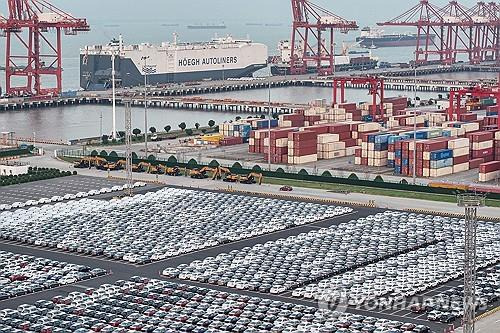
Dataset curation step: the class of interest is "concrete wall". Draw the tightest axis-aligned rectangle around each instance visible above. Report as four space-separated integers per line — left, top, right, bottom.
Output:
0 164 29 176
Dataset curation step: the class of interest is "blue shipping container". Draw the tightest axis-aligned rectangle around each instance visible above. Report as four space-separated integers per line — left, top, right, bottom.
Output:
430 158 453 169
395 150 402 158
374 143 388 151
430 149 453 160
374 134 391 144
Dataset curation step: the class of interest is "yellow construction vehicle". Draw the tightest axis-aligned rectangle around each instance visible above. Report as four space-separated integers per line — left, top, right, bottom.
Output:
239 172 263 185
158 165 182 176
189 166 216 179
212 166 239 182
73 157 94 168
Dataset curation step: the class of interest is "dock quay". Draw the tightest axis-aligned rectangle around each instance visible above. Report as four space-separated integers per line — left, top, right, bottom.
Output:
0 68 497 112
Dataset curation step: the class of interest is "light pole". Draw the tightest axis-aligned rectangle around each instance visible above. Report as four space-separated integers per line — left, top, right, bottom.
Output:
268 70 272 171
412 57 417 185
111 50 117 140
142 55 150 156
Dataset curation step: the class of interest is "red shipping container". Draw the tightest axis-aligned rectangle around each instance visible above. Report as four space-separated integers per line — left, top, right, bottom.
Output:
293 141 317 149
361 157 368 165
271 147 288 155
459 113 477 122
483 155 494 163
470 158 484 169
249 145 256 153
453 155 469 165
270 128 297 140
355 148 362 157
479 161 500 173
290 147 317 156
343 138 357 148
395 141 403 150
329 124 351 134
402 151 409 159
289 130 317 141
423 160 430 169
337 103 357 112
472 147 494 158
468 131 494 143
302 125 330 135
388 144 395 152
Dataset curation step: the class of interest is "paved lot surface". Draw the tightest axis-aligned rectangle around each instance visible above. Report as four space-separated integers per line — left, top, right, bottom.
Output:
0 175 129 205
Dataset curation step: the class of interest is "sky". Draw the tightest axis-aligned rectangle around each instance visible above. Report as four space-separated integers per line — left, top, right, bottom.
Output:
0 0 485 26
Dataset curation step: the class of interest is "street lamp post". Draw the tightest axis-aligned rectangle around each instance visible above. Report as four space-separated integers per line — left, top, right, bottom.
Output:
412 58 417 185
142 56 150 157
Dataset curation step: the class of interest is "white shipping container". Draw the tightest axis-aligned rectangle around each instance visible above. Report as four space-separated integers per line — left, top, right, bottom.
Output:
289 154 318 164
317 134 338 144
361 149 368 158
448 138 470 149
496 131 500 140
275 138 288 147
472 141 493 150
452 147 469 157
479 170 500 182
249 138 255 146
388 151 395 160
461 122 479 132
358 122 381 132
355 156 362 165
453 162 469 174
423 168 430 177
346 146 358 156
373 151 388 159
430 166 453 177
319 142 346 151
319 150 346 159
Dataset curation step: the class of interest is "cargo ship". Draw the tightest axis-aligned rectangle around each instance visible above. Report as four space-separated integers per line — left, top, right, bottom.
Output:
80 35 268 90
356 27 436 48
270 40 378 75
187 24 226 30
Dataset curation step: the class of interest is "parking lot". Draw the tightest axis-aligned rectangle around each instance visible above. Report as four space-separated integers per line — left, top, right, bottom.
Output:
0 175 133 205
0 178 497 332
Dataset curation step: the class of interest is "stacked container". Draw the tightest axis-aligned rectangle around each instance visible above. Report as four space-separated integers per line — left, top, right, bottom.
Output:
495 131 500 161
479 161 500 182
288 131 318 164
469 131 494 163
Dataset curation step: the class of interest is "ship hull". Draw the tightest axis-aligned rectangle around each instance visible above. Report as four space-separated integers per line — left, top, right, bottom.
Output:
356 36 436 48
80 54 266 90
270 59 378 76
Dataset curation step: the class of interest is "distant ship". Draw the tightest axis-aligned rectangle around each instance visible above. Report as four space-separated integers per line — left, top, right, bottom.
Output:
356 27 436 48
80 35 268 90
187 24 226 30
270 40 378 76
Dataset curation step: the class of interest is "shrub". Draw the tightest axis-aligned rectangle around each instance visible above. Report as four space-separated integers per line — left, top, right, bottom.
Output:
298 169 309 176
252 165 262 172
348 173 359 180
232 162 242 169
109 151 118 158
90 150 98 157
275 167 285 173
99 150 108 157
208 160 220 168
321 171 332 177
148 154 156 161
187 158 198 169
373 175 384 182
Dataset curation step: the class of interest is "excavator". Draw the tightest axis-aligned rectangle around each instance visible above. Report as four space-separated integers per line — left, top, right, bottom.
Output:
73 157 94 168
116 160 141 173
239 172 263 185
158 164 182 176
137 162 160 174
212 166 239 182
189 166 216 179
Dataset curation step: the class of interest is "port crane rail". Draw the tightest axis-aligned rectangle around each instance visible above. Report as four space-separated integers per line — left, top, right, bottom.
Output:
448 85 500 127
0 0 89 97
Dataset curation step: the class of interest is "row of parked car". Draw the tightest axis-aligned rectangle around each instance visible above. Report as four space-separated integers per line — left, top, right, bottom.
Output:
0 251 107 301
291 215 500 307
0 182 147 211
164 211 438 293
411 264 500 324
0 277 429 333
0 188 352 265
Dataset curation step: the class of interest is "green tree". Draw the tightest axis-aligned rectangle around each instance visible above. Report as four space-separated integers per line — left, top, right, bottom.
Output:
232 162 242 169
276 167 285 173
109 151 118 158
148 154 156 161
132 128 141 137
99 150 108 157
167 155 177 164
374 175 384 182
235 116 241 121
260 114 266 119
101 135 109 144
322 171 332 177
164 125 171 133
252 165 262 172
185 128 194 136
178 122 187 131
194 123 200 130
208 120 215 128
149 127 157 134
201 129 207 134
187 158 198 169
90 150 98 157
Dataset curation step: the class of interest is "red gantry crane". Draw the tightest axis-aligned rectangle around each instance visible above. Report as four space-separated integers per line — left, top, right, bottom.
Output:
448 85 500 127
0 0 89 97
467 1 500 64
289 0 358 76
331 76 385 122
378 0 444 65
